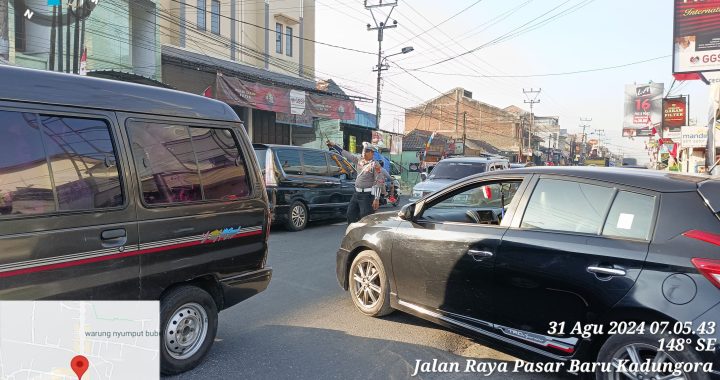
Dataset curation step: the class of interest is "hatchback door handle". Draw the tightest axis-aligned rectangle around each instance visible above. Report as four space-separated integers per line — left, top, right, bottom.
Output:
587 266 626 277
468 250 493 260
101 229 126 240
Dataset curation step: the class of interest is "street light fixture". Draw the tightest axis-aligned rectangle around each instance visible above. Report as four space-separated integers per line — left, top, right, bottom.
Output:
376 46 414 129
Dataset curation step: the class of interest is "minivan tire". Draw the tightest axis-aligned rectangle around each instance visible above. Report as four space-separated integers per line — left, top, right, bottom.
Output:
595 331 710 380
349 250 393 317
285 200 308 231
160 286 219 375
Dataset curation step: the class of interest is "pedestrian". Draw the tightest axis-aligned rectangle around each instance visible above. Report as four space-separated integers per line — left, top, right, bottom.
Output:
327 140 384 223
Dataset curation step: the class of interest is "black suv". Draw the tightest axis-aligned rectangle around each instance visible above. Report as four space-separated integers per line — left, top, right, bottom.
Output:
254 144 357 231
0 65 272 375
337 167 720 379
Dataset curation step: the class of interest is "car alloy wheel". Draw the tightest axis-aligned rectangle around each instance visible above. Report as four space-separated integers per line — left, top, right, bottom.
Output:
604 343 686 380
164 302 209 360
291 204 306 229
352 259 382 309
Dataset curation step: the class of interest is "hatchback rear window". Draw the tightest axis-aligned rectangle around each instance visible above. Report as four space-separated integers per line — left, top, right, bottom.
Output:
602 191 656 240
429 162 486 180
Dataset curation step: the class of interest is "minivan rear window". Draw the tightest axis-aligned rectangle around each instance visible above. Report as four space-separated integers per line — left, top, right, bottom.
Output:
128 121 250 205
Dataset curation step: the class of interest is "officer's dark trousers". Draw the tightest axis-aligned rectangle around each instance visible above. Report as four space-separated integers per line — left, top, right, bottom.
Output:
347 191 374 224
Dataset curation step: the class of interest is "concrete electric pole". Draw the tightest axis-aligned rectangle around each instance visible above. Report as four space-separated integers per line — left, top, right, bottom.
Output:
366 1 412 130
523 88 541 163
579 117 592 164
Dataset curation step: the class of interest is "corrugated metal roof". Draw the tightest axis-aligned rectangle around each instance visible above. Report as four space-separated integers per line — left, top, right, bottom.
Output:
162 45 348 97
342 109 376 129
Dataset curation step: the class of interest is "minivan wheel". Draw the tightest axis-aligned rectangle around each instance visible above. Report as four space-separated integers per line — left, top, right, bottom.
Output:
595 332 709 380
285 201 308 231
160 286 218 375
348 250 393 317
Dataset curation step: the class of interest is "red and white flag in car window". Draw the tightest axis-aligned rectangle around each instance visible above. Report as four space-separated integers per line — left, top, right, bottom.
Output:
482 186 492 199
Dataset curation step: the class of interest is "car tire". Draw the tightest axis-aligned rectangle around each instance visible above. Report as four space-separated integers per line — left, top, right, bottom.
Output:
348 250 393 317
160 286 219 376
285 201 308 232
595 331 710 380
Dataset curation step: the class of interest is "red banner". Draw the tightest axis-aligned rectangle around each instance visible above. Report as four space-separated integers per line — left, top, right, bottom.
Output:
663 98 687 129
216 75 290 113
306 93 356 120
216 74 356 120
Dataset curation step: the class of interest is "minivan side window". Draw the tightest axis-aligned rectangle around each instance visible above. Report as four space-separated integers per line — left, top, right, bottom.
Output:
521 179 615 234
40 115 123 210
128 121 251 205
0 111 123 217
128 123 202 204
602 191 655 240
276 149 302 175
302 150 328 176
0 111 55 216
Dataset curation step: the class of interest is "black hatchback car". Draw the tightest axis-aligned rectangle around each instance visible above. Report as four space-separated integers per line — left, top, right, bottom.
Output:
254 144 357 231
337 167 720 379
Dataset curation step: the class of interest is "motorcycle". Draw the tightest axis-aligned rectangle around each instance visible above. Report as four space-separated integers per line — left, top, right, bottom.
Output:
379 178 401 207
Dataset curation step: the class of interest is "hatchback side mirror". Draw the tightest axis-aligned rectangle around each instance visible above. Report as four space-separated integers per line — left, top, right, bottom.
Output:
398 203 416 221
420 172 428 181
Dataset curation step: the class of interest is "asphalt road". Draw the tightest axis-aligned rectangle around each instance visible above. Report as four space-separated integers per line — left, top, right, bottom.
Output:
166 204 571 380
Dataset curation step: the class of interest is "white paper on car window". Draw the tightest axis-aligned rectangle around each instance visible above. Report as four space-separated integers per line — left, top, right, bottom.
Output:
617 213 635 230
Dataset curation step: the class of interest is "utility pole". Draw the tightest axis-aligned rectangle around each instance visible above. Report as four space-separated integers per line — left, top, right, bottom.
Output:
579 117 592 165
462 111 467 156
366 0 398 130
523 88 541 163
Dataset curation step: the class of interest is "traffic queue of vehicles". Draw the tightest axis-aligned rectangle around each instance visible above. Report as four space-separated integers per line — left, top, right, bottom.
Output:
2 66 719 379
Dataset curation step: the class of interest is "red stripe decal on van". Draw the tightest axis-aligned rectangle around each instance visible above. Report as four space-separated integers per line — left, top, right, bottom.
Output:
0 230 263 278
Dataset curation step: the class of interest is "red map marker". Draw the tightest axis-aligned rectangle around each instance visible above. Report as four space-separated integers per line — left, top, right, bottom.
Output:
70 355 89 380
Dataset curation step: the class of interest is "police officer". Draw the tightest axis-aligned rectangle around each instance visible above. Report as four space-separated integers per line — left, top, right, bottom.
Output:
327 140 384 223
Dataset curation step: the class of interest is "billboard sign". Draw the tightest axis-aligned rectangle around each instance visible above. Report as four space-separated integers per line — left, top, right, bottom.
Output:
673 0 720 73
663 97 688 129
624 83 664 132
681 126 709 148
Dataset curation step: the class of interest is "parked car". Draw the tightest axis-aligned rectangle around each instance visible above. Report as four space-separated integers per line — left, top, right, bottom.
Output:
410 157 509 201
337 167 720 380
0 65 272 375
254 144 357 231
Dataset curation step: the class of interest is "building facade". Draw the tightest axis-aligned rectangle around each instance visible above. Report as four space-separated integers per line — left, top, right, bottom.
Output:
3 0 161 80
404 88 523 161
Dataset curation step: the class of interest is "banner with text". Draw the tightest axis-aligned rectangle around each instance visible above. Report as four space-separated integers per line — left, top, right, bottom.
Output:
673 0 720 74
663 97 688 130
623 83 664 133
216 74 356 120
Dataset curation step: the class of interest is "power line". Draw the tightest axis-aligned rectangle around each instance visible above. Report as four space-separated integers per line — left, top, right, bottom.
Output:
386 0 484 51
412 55 670 78
408 0 578 71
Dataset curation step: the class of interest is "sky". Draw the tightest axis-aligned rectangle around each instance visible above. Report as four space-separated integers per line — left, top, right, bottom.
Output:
312 0 712 163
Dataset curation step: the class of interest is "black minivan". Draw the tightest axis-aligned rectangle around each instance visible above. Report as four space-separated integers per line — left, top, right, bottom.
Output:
0 66 272 375
254 144 357 231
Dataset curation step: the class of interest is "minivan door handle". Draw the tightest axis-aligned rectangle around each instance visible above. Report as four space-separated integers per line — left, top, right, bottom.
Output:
587 266 626 277
101 229 126 240
101 229 127 249
468 249 493 261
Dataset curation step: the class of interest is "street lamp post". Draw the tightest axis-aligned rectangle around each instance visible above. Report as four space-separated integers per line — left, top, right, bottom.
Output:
373 46 413 129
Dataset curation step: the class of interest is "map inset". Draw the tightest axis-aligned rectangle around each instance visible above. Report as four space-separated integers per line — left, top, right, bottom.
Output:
0 301 160 379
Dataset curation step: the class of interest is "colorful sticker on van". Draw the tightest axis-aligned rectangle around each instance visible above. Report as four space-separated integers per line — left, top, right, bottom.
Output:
201 227 243 244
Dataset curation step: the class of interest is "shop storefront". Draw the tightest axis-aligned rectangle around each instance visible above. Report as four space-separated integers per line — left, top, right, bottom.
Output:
162 46 357 145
